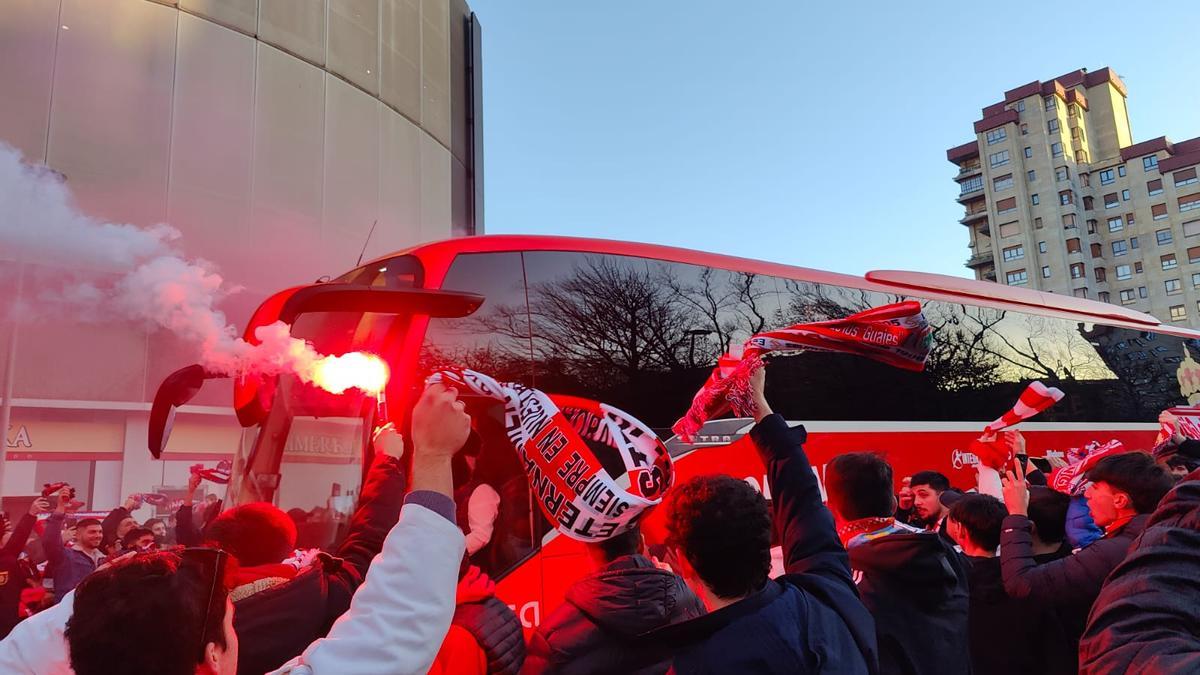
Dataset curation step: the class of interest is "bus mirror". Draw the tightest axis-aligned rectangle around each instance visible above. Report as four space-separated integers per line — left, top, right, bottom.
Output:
277 284 485 324
149 364 221 459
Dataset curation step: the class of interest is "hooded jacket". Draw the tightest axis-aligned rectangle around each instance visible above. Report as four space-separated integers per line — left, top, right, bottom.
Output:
1079 470 1200 673
846 525 970 675
522 553 704 674
963 556 1074 675
645 416 878 674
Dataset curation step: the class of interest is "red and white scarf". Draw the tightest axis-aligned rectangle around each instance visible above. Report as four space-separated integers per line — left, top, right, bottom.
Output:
971 382 1067 471
1048 440 1126 495
428 369 673 542
672 301 932 442
1152 411 1200 456
983 381 1065 435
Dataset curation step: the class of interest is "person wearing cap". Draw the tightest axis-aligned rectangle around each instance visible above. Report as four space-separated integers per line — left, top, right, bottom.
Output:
823 452 969 675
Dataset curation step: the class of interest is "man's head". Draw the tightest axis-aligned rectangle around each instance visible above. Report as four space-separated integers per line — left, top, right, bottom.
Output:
123 528 156 552
664 475 771 606
590 523 643 566
145 518 168 541
1084 452 1173 528
947 494 1007 556
1027 486 1069 547
116 516 137 539
205 502 297 567
66 550 237 675
825 452 895 524
1165 455 1200 481
909 471 951 522
75 518 103 551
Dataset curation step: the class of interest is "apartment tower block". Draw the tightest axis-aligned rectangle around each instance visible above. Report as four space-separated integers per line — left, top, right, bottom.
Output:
948 67 1200 325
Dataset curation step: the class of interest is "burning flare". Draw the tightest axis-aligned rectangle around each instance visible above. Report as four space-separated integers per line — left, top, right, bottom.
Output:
309 352 390 395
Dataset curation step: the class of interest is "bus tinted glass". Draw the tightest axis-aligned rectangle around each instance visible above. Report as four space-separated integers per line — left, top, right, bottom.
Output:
424 250 1200 577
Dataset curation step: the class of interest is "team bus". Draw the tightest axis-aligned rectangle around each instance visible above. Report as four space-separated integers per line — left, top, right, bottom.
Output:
150 235 1200 631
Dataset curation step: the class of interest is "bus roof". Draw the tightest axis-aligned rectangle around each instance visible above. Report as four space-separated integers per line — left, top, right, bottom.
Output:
374 234 1200 339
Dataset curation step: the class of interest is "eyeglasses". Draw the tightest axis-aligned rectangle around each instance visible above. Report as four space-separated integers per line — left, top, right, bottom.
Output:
180 547 228 663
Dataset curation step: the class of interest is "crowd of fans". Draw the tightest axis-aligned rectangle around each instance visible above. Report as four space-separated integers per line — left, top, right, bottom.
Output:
1 373 1200 674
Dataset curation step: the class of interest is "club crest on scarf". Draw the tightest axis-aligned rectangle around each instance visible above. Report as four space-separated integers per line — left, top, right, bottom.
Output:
428 369 673 542
673 301 933 442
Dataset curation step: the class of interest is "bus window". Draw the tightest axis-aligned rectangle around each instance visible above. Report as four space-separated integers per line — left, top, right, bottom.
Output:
273 415 367 551
422 252 540 579
518 251 789 431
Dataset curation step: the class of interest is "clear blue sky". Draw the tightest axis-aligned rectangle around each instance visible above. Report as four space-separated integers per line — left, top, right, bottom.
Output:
468 0 1200 278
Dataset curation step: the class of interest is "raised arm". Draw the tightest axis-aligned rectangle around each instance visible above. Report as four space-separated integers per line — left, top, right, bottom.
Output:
41 491 71 566
269 382 469 675
175 473 203 547
745 369 852 587
4 498 49 557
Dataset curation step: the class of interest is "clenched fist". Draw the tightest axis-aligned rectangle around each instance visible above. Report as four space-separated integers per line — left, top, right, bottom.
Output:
411 383 471 460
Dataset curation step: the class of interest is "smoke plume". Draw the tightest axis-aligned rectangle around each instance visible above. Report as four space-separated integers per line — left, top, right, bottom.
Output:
0 143 369 389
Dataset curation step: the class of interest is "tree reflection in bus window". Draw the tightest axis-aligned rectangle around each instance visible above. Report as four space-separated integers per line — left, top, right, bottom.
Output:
421 252 539 580
418 250 1200 578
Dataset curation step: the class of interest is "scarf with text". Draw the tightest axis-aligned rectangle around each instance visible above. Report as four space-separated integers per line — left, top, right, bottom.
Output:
672 301 932 442
428 369 673 542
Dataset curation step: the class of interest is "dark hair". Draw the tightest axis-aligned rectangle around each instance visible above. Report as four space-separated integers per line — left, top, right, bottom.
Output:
595 523 642 562
909 471 951 493
1166 454 1200 472
948 494 1007 551
206 502 297 566
665 475 771 599
1027 487 1069 544
1086 452 1174 514
122 528 154 549
76 518 102 531
826 452 895 520
66 552 229 675
144 518 165 530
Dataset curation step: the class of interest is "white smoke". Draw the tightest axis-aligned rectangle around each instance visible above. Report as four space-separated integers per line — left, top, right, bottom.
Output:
0 143 338 383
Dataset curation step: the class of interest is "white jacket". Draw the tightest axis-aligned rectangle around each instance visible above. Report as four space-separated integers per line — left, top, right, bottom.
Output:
0 495 465 675
269 495 465 674
0 590 75 675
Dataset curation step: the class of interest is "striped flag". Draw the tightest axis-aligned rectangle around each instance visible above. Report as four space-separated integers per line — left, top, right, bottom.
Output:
672 301 932 442
983 381 1065 435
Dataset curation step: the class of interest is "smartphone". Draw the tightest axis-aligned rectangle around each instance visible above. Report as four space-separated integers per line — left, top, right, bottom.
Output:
1029 457 1052 473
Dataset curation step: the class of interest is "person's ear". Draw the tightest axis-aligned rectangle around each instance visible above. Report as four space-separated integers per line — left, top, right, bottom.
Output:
1112 490 1132 511
198 642 221 674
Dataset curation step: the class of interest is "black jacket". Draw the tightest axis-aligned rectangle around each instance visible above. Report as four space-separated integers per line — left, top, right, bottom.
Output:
1079 470 1200 673
455 596 527 675
648 415 878 674
963 556 1073 675
522 553 704 674
847 526 970 675
231 454 406 675
0 514 37 638
1000 512 1147 650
